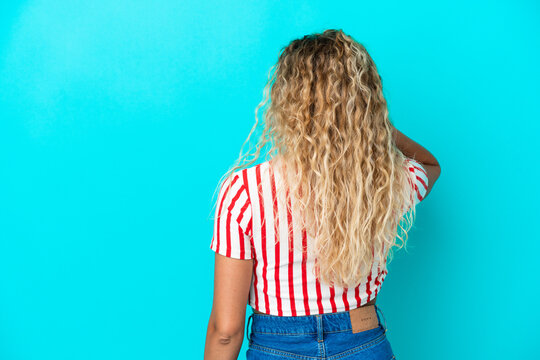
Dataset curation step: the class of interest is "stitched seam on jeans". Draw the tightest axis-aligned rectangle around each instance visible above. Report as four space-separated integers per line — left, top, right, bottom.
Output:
252 328 371 335
324 329 352 334
325 327 381 334
252 330 318 335
249 343 320 360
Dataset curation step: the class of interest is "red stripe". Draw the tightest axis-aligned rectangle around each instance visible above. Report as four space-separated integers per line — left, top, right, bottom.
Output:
226 181 244 214
286 189 297 316
329 284 337 312
242 170 253 237
342 288 350 311
270 167 283 316
314 258 324 313
416 175 427 191
242 169 258 308
256 165 270 314
301 228 310 315
379 257 388 293
216 175 239 254
236 190 250 224
366 247 374 302
373 265 382 297
406 159 427 177
381 270 388 286
412 164 427 177
413 183 424 201
354 282 361 308
225 179 244 258
409 166 426 201
366 270 372 302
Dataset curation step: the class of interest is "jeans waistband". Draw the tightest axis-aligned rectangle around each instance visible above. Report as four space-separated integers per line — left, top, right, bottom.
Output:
246 305 387 337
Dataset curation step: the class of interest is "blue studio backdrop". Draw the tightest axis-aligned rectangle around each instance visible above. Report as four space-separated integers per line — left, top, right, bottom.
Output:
0 1 538 359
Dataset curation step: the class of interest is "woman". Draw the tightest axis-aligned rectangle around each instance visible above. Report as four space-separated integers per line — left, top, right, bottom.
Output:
204 29 441 360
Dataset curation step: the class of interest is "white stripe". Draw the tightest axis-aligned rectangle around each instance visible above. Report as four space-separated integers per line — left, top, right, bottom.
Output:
290 189 307 315
305 231 320 314
245 166 263 311
260 162 278 314
274 168 292 315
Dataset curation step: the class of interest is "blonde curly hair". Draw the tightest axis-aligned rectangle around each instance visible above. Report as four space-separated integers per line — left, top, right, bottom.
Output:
215 29 417 288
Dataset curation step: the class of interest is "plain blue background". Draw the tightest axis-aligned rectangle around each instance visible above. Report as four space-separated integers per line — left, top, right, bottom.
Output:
0 1 538 359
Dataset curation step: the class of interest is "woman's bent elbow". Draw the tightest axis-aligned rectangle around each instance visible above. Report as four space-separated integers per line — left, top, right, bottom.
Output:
209 323 244 344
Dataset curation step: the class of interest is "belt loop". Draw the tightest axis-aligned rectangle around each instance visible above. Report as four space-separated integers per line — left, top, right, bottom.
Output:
316 315 324 342
374 304 388 333
246 313 254 342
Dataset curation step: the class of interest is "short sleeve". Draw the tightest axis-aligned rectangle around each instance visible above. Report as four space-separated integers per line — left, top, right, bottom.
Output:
210 171 253 260
406 158 429 205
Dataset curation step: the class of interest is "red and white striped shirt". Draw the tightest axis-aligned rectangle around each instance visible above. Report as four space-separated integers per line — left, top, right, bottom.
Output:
210 157 429 316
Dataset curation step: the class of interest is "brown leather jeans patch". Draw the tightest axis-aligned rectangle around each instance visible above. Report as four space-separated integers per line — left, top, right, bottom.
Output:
349 305 379 333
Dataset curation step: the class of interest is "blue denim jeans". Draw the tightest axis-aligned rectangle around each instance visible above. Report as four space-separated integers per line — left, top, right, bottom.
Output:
246 305 395 360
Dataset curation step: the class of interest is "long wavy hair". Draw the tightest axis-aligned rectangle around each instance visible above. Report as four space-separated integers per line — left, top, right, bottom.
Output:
213 29 417 288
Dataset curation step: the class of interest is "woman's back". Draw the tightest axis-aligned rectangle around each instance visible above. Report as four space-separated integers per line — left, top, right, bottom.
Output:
210 156 429 316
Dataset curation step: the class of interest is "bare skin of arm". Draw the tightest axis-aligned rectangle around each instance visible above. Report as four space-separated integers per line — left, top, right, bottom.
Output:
391 124 442 198
204 254 253 360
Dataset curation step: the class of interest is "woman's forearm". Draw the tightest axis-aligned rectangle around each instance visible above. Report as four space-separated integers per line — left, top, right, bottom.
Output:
391 125 439 166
